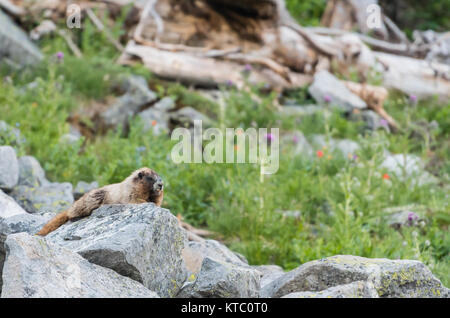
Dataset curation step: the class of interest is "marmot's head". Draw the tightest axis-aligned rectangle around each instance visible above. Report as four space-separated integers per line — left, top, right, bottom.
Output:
131 167 164 201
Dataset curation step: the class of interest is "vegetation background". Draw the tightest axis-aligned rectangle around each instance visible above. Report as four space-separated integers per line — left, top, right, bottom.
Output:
1 1 449 285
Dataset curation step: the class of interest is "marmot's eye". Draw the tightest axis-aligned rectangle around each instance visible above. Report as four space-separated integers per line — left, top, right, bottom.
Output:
138 172 144 179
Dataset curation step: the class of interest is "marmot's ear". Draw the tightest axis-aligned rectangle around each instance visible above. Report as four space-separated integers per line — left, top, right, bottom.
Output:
138 172 144 179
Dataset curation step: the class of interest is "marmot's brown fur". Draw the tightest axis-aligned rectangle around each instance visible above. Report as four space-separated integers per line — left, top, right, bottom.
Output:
36 167 164 236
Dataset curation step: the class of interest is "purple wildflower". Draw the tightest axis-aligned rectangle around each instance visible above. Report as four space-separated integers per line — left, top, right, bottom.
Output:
56 51 64 61
226 80 234 87
407 212 418 221
265 133 275 142
409 94 417 104
379 119 389 129
244 64 252 72
292 134 299 144
353 154 358 161
324 95 332 103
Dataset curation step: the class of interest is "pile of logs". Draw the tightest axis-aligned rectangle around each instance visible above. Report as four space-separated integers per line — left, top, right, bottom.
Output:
2 0 450 99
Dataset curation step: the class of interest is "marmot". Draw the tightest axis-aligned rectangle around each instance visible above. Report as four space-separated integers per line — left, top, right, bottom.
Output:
36 167 164 236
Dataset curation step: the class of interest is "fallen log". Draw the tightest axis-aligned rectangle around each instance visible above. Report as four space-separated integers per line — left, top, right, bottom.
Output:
120 40 312 89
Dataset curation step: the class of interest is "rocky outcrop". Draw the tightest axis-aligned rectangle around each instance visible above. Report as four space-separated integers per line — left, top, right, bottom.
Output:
10 182 74 214
308 70 366 111
46 203 188 297
177 257 260 298
282 281 379 298
73 181 99 200
100 75 157 129
1 233 158 298
0 10 43 67
261 255 449 298
0 146 19 190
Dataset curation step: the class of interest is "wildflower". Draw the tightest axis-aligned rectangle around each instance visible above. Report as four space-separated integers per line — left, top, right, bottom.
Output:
56 51 64 61
234 145 239 151
243 64 252 73
379 119 389 129
324 95 332 103
15 122 20 127
32 102 38 108
409 94 417 104
382 173 390 180
407 212 418 222
265 133 274 142
353 154 358 161
402 241 407 246
412 231 418 238
327 155 332 160
226 80 234 87
419 220 426 228
425 240 430 247
316 150 324 158
151 120 157 126
292 134 299 144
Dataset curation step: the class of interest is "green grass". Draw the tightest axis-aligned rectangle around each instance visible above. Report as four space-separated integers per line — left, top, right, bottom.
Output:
0 9 449 287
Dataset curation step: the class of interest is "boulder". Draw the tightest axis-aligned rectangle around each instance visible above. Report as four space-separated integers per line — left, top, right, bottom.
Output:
1 233 158 298
380 154 438 186
0 189 27 219
0 213 50 292
280 131 313 157
10 182 74 213
311 135 360 158
260 255 449 298
73 181 99 200
138 97 175 136
0 146 19 190
17 156 49 187
46 203 188 297
252 265 285 289
100 75 157 129
177 257 260 298
0 10 43 66
182 239 249 274
282 281 379 298
170 107 213 128
308 70 366 111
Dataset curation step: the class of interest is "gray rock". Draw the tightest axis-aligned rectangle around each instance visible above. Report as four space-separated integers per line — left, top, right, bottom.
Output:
280 131 313 157
380 154 438 186
170 107 213 127
0 213 50 292
73 181 99 200
0 189 27 219
261 255 449 298
384 207 425 229
1 233 158 298
252 265 285 289
138 97 175 135
0 10 43 66
311 135 360 158
280 105 327 117
177 257 260 298
10 182 74 213
182 239 249 275
60 125 82 144
350 110 390 133
139 107 170 136
308 70 366 111
100 75 157 129
17 156 49 187
0 146 19 190
46 203 188 298
282 281 379 298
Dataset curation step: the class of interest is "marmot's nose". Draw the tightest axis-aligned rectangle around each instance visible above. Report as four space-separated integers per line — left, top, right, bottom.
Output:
154 178 164 191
